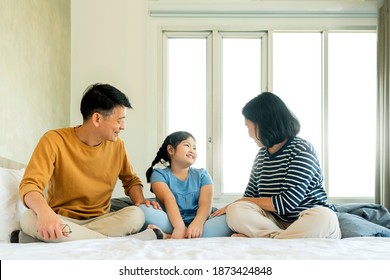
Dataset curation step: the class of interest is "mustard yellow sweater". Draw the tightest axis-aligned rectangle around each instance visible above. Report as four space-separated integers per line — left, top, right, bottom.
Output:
19 127 143 219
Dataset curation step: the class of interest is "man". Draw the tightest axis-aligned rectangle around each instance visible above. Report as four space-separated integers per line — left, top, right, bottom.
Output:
12 83 161 243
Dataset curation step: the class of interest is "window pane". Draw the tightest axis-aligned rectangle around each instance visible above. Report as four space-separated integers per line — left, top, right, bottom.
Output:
273 33 323 162
328 33 376 197
167 38 207 168
222 38 262 194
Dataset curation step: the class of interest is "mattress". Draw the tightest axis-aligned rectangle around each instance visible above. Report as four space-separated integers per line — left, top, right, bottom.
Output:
1 235 390 260
1 236 390 280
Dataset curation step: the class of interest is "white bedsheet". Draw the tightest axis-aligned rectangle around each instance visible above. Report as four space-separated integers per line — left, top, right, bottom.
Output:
1 236 390 260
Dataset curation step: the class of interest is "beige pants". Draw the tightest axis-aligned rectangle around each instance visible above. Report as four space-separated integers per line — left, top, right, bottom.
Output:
226 201 341 239
19 206 156 242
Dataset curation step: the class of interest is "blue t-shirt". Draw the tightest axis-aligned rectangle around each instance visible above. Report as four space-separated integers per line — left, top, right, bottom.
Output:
150 167 213 225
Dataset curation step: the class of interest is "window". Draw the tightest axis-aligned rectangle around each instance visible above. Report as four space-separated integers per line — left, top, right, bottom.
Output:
159 28 376 203
221 35 263 194
273 32 376 200
164 32 264 196
272 32 322 159
327 32 377 199
166 36 208 169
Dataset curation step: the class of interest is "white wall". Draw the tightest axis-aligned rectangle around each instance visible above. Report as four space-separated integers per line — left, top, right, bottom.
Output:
71 0 157 198
0 0 70 164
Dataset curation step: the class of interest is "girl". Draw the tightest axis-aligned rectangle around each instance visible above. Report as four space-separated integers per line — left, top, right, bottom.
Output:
214 92 341 239
140 131 232 239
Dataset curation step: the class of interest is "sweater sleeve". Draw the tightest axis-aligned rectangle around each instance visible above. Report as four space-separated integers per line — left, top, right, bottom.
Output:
19 131 57 205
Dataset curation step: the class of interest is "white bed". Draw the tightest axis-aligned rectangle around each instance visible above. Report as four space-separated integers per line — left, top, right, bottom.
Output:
1 234 390 260
1 156 390 261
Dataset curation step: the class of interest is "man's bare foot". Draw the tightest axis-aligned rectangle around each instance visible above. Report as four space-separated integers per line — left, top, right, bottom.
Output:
231 233 248 238
148 224 171 239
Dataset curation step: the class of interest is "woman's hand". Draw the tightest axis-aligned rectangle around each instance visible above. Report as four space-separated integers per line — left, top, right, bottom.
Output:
235 197 275 212
211 205 229 217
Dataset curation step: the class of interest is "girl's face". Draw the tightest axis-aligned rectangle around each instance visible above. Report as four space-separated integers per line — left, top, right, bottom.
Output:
245 118 264 147
168 137 197 167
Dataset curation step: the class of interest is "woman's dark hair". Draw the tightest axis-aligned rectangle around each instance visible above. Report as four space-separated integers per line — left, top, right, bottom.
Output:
80 83 132 121
242 92 300 147
146 131 195 183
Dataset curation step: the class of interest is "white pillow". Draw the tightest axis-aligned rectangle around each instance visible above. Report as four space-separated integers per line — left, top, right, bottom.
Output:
0 167 25 242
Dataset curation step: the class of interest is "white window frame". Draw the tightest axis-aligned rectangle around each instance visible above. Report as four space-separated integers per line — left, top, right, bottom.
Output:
147 1 378 205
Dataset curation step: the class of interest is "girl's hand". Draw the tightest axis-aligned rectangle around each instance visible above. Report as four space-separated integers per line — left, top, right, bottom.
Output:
186 220 203 238
171 226 186 239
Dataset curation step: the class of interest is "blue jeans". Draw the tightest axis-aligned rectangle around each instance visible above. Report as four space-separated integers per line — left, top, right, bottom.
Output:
139 204 233 238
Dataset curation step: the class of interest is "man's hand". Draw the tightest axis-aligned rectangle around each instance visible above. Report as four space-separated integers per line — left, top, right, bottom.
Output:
134 199 162 210
128 185 162 210
24 191 70 241
36 211 66 240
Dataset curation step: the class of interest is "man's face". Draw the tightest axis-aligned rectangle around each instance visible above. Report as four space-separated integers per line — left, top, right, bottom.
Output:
99 106 126 142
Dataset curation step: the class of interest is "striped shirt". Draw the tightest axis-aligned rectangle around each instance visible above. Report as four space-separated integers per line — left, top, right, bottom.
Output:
244 136 335 223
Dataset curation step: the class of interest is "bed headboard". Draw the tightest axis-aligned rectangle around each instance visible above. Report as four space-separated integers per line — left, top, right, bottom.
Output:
0 156 26 170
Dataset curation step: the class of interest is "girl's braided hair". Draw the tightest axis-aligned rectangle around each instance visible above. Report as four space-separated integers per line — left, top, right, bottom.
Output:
145 131 195 183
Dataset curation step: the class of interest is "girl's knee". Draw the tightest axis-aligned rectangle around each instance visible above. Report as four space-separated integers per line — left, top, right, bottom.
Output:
138 205 172 233
203 215 233 237
139 204 163 222
138 204 150 216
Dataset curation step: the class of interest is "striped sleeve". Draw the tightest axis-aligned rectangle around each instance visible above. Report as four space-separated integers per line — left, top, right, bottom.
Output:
271 146 320 216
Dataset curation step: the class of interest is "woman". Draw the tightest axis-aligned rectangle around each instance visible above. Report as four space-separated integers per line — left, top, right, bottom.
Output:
215 92 341 239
